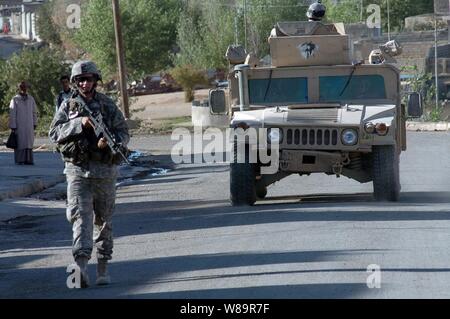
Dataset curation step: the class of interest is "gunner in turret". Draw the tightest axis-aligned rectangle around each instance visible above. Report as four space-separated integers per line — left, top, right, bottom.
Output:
307 0 326 22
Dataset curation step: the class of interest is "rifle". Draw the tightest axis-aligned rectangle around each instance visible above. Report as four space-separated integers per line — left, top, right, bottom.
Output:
81 102 130 165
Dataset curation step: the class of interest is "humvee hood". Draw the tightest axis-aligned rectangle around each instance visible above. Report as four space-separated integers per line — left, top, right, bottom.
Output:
231 104 396 127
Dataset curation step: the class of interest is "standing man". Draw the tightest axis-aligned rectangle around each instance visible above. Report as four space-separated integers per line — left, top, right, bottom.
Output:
9 81 37 165
49 61 129 288
55 75 73 112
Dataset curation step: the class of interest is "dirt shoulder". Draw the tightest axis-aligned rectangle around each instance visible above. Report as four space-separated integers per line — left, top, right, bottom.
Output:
130 89 209 121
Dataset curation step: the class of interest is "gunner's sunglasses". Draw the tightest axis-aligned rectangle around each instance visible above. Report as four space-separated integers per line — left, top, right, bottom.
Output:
76 76 96 83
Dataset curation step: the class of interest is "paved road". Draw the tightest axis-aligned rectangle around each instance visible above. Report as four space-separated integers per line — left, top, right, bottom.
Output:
0 36 24 59
1 131 450 298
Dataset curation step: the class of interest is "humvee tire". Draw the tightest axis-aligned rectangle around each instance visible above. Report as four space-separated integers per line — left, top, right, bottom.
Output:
230 143 257 206
372 145 400 201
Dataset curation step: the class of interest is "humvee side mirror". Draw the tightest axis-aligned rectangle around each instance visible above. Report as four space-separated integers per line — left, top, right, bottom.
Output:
209 89 227 114
407 92 423 118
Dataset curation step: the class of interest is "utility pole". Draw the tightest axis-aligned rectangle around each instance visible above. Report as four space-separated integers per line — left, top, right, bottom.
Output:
387 0 391 41
435 15 440 111
111 0 130 119
234 14 238 45
243 0 247 51
360 0 364 22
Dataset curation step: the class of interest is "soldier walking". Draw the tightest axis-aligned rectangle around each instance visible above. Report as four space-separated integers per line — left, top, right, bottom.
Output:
49 61 129 288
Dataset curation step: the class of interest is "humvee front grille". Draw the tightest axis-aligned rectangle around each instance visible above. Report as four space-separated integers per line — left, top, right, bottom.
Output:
284 128 339 146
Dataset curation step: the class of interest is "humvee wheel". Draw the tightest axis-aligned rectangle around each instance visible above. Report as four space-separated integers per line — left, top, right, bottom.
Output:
230 143 257 206
372 145 400 201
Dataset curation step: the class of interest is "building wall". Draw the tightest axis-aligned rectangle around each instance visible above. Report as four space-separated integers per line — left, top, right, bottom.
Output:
353 30 449 73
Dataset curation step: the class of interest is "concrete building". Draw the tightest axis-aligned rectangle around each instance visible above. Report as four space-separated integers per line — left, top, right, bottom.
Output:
0 0 45 41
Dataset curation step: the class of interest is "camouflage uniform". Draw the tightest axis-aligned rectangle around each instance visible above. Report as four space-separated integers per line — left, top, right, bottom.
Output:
49 90 129 262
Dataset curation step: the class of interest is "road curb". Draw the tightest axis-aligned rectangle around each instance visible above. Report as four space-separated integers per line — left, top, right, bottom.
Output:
406 122 450 131
0 160 161 202
0 175 66 201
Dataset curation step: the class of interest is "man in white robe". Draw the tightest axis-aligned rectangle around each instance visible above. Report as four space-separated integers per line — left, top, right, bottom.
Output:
9 81 38 165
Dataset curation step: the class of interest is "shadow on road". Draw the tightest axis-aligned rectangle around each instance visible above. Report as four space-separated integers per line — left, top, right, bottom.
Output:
1 190 450 297
0 249 383 298
2 191 450 252
4 247 450 298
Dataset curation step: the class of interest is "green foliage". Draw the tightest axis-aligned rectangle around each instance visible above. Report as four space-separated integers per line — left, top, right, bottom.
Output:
379 0 434 31
0 113 8 132
322 0 362 24
170 65 208 102
74 0 115 78
245 0 308 57
0 59 7 111
175 0 235 70
74 0 180 81
175 0 307 69
0 48 70 117
401 65 443 121
36 1 62 47
175 0 435 70
427 105 444 122
35 113 56 137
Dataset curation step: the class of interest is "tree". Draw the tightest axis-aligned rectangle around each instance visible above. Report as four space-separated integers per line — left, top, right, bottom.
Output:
35 1 62 48
379 0 434 31
74 0 181 81
0 48 70 116
0 59 7 113
50 0 89 60
175 0 236 70
245 0 307 57
171 65 209 102
175 0 307 70
322 0 361 24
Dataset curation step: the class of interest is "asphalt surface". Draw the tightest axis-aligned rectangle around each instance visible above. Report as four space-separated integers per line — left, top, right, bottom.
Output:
0 131 450 299
0 36 24 60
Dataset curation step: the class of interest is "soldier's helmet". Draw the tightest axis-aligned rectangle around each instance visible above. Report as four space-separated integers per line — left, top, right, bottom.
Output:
307 1 326 21
70 60 102 83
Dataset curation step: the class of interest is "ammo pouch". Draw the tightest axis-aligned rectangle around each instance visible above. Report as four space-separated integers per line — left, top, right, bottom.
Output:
90 148 114 165
56 138 89 165
57 140 128 166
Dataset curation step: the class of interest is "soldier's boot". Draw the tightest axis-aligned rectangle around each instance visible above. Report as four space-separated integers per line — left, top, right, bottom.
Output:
75 256 90 288
96 260 111 286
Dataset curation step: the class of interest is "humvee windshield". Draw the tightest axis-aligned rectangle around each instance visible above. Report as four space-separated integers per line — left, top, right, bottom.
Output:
319 75 386 101
247 74 387 105
248 77 308 104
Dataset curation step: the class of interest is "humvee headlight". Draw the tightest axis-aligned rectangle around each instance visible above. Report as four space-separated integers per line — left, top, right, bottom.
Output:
364 122 376 134
375 123 389 136
341 129 358 146
267 128 283 144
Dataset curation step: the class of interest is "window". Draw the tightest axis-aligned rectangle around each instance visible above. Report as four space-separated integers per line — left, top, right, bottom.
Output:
248 77 308 104
319 75 386 101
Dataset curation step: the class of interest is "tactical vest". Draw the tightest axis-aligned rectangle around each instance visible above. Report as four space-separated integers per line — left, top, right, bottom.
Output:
57 92 124 166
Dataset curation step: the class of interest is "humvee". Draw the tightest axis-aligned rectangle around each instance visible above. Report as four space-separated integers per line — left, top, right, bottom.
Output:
208 20 422 206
